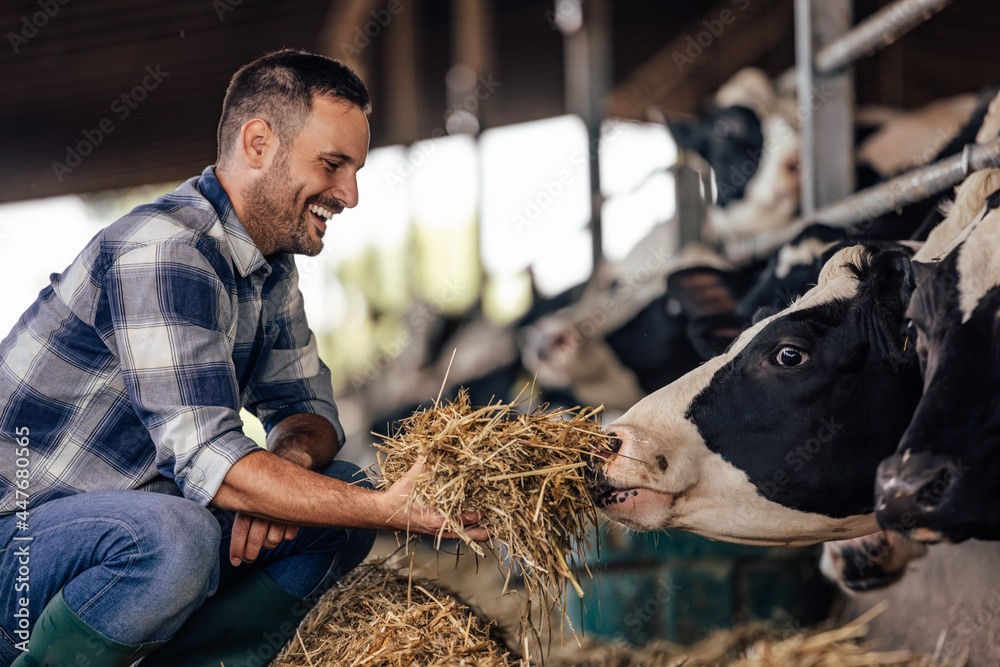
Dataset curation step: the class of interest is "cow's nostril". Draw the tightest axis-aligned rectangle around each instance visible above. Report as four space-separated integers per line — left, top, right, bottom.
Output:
593 434 622 461
914 466 954 511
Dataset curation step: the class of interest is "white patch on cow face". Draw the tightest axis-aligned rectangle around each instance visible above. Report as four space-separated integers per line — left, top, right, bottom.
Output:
706 115 801 243
601 247 878 546
914 168 1000 265
956 208 1000 323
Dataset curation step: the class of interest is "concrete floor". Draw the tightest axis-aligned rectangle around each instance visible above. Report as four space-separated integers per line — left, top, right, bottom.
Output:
843 539 1000 665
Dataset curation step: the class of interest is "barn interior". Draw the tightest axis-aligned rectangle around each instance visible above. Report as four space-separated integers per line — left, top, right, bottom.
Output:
3 0 1000 664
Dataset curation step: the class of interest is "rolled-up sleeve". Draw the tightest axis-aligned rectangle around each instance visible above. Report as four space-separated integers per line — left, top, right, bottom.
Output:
244 265 345 447
103 241 262 505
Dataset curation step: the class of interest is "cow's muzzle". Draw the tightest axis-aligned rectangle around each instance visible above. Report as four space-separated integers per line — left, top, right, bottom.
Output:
875 451 958 542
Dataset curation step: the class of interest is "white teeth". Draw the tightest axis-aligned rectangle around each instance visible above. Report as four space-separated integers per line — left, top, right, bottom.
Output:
309 204 334 220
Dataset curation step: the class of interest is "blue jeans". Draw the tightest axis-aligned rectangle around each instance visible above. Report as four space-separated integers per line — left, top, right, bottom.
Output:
0 459 376 666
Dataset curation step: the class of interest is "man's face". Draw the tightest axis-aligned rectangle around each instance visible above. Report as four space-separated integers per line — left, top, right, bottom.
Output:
243 96 370 256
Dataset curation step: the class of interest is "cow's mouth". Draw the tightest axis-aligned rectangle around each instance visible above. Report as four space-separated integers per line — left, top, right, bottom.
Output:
592 480 672 510
594 484 641 508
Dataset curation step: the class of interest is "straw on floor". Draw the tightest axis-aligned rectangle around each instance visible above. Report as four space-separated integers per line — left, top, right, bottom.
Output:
548 602 968 667
273 560 519 667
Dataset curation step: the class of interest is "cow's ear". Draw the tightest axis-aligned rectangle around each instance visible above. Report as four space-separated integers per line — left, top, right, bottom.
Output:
687 313 747 360
667 267 738 320
895 253 917 309
751 305 780 325
666 119 703 155
910 260 935 286
869 250 920 370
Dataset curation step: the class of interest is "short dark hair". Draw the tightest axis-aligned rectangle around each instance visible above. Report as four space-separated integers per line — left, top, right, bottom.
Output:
217 49 371 164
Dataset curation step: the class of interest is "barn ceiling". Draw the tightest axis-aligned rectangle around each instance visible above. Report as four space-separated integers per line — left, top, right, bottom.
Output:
1 0 997 205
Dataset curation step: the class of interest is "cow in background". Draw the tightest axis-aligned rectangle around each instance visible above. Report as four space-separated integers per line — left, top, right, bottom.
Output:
667 68 1000 245
519 243 745 414
666 68 802 243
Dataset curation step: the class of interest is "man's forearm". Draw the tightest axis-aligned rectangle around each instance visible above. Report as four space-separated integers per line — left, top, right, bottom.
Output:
267 412 340 471
212 449 392 530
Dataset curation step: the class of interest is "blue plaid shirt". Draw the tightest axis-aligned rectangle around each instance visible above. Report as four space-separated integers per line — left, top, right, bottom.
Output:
0 166 344 515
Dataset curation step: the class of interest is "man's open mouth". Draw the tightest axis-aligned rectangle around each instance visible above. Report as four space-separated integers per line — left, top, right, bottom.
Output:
308 203 336 235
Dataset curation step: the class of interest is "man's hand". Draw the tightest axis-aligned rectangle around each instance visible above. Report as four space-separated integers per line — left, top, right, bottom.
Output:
380 459 491 542
228 421 326 567
229 513 299 566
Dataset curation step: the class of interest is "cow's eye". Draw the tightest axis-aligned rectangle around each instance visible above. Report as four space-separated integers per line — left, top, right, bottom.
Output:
775 346 808 367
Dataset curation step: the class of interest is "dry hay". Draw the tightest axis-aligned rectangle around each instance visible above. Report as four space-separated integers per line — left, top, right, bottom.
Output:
548 602 968 667
374 388 611 645
273 560 521 667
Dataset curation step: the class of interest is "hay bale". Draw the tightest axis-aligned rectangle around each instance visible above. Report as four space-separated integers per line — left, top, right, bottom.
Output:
273 560 518 667
374 389 610 641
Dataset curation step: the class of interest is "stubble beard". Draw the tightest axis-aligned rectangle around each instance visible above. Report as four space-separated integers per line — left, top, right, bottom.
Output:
242 148 322 257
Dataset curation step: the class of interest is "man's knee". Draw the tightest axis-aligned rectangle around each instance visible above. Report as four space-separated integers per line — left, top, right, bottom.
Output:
121 494 222 605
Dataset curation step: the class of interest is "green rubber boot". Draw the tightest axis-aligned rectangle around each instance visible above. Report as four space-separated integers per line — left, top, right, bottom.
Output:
140 567 309 667
11 589 165 667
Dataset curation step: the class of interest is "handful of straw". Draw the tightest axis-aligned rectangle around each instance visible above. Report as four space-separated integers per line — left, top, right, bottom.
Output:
374 388 612 644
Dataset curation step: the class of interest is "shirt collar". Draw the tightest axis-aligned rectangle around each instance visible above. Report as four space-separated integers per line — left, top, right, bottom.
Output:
197 165 272 278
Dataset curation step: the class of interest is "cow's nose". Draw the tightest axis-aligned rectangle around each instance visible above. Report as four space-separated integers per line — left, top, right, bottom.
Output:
875 452 957 536
594 429 624 461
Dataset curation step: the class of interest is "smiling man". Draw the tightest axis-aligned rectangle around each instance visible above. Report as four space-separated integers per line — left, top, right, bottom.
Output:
0 50 485 667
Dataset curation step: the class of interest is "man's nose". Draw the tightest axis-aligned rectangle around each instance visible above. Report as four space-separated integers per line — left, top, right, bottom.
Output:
331 174 359 209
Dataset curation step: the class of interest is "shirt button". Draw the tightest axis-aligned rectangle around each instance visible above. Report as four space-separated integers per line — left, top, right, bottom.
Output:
189 468 205 484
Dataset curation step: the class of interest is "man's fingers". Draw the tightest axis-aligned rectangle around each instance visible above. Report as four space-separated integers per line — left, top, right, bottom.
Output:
229 513 252 566
459 510 482 525
265 521 286 550
244 518 269 563
438 526 492 542
465 526 492 541
283 524 300 542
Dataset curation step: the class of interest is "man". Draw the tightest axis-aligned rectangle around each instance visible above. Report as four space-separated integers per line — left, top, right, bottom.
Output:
0 50 486 667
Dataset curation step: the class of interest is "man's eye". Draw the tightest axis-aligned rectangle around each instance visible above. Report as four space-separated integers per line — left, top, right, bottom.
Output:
324 161 339 172
775 346 808 367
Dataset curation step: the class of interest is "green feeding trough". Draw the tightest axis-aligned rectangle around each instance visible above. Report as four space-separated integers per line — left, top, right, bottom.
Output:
569 525 836 647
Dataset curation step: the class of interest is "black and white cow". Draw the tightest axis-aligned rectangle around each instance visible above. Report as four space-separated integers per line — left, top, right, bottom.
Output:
592 244 923 546
875 187 1000 543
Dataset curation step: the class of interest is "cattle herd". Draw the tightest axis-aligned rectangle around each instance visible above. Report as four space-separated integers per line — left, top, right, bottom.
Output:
365 68 999 597
511 69 1000 593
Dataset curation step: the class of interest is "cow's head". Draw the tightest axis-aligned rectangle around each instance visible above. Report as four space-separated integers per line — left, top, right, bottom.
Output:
520 264 741 412
667 105 764 208
876 196 1000 543
594 245 923 546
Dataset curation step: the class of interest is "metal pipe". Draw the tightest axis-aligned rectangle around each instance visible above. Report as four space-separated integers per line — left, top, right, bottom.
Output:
724 137 1000 264
794 0 816 216
777 0 959 93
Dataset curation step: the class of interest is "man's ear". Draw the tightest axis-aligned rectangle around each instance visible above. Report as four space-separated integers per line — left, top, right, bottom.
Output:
240 118 277 170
